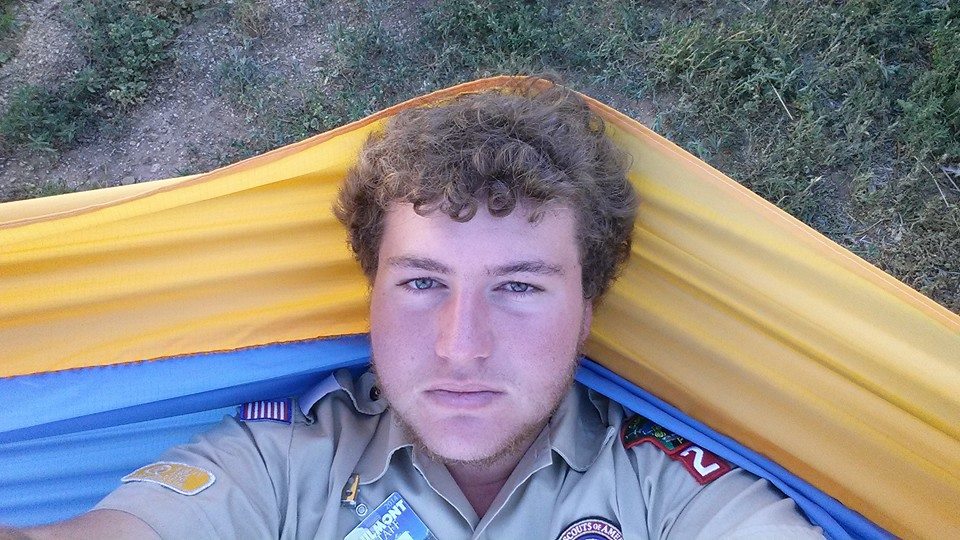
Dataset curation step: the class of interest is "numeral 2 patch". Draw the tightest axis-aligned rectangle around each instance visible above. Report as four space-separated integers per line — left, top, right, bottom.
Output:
622 415 732 485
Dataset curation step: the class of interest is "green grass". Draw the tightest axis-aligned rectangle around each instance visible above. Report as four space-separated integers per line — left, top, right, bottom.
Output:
0 0 21 65
6 178 77 201
424 0 556 74
0 68 104 152
898 3 960 163
217 45 266 106
641 1 958 310
0 0 16 37
218 0 650 158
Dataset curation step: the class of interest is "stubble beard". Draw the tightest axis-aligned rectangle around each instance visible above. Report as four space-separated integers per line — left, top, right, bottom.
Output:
376 355 581 469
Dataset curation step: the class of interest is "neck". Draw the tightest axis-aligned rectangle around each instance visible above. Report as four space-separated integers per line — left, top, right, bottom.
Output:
446 457 516 518
444 430 541 518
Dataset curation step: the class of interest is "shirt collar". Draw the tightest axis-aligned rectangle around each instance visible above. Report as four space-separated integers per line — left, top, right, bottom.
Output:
548 382 614 472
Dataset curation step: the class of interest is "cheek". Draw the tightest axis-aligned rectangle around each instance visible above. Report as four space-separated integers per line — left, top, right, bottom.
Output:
498 306 584 360
370 289 433 369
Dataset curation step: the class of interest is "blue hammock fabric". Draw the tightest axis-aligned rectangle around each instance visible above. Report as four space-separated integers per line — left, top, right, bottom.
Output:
0 336 888 538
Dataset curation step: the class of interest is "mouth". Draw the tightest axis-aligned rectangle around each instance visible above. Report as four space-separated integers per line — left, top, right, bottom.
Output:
424 388 502 409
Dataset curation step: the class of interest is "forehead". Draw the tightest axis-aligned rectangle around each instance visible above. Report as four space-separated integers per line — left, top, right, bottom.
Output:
377 203 581 269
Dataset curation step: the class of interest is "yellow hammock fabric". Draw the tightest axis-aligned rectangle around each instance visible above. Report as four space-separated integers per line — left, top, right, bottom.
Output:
1 77 958 538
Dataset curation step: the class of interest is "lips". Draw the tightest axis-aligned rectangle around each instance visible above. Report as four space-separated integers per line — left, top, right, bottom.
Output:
424 388 502 409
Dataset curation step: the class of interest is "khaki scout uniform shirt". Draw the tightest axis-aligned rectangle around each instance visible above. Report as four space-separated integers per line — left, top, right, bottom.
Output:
96 369 823 539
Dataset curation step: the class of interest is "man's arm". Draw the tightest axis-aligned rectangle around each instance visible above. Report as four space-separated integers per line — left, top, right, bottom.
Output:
0 510 158 540
668 472 823 539
620 414 823 538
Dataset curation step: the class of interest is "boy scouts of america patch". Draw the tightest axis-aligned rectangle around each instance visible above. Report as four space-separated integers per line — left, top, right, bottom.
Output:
556 517 623 540
121 461 215 495
621 414 732 485
238 398 292 423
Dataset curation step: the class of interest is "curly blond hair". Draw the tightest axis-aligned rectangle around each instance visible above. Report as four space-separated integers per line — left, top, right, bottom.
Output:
335 79 637 300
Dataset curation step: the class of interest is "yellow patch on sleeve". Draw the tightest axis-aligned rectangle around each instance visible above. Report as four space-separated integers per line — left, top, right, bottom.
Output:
121 461 215 495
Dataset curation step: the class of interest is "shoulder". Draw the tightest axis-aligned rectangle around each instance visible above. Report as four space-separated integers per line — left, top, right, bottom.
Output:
223 370 387 466
295 369 387 426
584 391 736 491
614 413 823 538
572 389 732 492
619 414 733 486
236 369 385 432
92 369 389 538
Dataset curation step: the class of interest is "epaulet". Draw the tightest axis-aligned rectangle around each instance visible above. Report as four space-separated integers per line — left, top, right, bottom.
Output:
298 373 344 415
621 414 732 485
237 398 293 424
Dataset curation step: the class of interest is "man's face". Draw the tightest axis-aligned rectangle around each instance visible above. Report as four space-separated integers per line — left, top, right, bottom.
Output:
369 202 592 466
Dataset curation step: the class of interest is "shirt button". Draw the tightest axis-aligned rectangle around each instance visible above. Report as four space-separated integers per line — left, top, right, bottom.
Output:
369 386 381 401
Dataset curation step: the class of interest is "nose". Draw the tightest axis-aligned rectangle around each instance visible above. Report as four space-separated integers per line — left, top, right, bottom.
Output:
435 289 493 365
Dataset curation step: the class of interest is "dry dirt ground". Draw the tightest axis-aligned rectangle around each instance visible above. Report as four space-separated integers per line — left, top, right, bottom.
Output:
0 0 362 198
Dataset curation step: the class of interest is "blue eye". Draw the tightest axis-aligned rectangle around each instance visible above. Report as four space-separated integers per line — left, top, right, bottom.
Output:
408 278 436 290
504 282 536 293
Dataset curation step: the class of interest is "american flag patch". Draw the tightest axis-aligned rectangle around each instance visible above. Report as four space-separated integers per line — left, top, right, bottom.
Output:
238 399 292 424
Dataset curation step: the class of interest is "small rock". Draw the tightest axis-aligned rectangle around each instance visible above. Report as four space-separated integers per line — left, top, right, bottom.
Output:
121 175 136 186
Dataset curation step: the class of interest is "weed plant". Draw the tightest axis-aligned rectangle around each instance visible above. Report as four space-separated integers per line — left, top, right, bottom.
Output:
0 0 20 65
231 0 271 39
1 68 104 153
0 0 14 35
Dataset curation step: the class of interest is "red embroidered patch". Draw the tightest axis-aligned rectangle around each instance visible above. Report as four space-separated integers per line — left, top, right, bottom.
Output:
622 415 732 485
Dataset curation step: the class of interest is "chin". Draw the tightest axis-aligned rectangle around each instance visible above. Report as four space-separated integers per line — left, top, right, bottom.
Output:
418 416 544 467
430 433 506 462
393 411 511 463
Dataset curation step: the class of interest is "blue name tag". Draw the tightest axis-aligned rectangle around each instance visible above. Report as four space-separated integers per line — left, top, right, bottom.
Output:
344 492 436 540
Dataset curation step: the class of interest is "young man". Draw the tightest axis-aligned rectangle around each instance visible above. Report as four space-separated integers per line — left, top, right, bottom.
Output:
7 81 822 539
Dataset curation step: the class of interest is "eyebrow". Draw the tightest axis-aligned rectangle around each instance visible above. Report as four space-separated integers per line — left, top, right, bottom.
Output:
491 260 564 277
386 255 564 277
387 256 453 274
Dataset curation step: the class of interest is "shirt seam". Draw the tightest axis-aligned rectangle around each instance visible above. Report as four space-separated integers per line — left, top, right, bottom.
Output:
282 414 296 536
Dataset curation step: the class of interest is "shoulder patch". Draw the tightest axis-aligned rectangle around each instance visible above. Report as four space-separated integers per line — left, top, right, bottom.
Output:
238 398 292 423
121 461 215 495
621 415 732 485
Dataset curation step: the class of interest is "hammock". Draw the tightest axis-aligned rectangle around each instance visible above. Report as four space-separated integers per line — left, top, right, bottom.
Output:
1 77 957 539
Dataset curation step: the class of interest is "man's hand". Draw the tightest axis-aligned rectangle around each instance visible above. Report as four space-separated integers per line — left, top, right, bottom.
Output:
1 510 158 540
